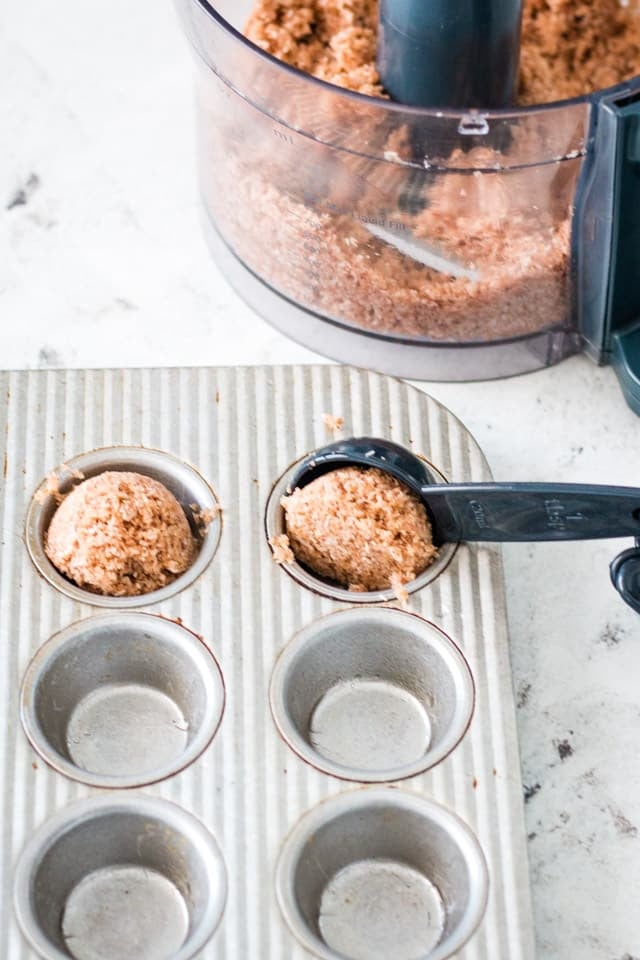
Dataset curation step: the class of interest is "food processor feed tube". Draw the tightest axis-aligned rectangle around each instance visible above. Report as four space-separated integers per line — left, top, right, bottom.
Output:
378 0 523 107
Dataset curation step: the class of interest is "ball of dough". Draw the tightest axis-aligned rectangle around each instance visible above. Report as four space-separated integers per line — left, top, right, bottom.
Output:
282 466 437 591
45 471 196 596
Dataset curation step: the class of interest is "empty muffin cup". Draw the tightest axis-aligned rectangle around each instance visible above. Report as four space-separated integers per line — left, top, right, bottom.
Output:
25 446 221 607
270 608 474 782
265 451 456 603
276 788 488 960
20 612 225 788
13 794 227 960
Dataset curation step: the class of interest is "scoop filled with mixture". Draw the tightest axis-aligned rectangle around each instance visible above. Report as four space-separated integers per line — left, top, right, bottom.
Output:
45 471 196 597
281 465 438 592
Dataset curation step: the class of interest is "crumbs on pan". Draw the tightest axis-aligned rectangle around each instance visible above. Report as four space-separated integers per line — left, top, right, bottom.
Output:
323 413 345 434
190 502 221 533
390 573 410 607
34 467 85 504
269 533 295 564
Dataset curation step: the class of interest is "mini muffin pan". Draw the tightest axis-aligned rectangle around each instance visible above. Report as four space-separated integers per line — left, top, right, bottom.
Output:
0 365 536 959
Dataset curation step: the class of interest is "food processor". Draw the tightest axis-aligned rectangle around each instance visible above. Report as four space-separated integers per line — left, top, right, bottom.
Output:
175 0 640 413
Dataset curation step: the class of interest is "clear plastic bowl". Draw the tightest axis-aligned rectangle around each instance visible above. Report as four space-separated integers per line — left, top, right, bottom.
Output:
175 0 636 380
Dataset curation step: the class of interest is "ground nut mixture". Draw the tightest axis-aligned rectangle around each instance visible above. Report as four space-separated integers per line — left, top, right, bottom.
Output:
245 0 640 105
45 471 196 596
245 0 382 94
200 0 640 345
281 466 438 591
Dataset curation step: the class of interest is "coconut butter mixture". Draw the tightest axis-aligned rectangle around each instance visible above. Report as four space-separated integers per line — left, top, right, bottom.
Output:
281 466 438 591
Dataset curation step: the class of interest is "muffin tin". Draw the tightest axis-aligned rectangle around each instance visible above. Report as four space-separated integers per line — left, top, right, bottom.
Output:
0 364 535 959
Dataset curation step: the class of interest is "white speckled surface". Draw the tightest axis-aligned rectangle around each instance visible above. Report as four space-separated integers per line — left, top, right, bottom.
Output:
1 2 639 958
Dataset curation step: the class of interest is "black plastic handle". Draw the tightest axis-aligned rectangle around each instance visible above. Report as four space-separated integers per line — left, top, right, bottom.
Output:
422 483 640 542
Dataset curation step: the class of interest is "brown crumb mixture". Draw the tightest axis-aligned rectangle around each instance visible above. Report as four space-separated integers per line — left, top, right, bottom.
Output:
281 466 437 591
245 0 383 96
190 501 221 533
269 532 296 564
206 160 572 340
35 468 85 505
323 412 344 433
390 573 410 607
519 0 640 104
45 471 196 596
246 0 640 104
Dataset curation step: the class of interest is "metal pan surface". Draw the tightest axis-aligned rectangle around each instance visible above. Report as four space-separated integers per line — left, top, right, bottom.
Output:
0 365 535 959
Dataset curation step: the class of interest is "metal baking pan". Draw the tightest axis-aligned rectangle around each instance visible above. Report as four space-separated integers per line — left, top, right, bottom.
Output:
0 364 535 959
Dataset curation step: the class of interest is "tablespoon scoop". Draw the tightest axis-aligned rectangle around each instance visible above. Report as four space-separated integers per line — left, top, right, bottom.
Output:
290 437 640 544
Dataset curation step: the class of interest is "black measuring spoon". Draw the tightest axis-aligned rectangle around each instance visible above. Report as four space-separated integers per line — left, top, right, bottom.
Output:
290 437 640 609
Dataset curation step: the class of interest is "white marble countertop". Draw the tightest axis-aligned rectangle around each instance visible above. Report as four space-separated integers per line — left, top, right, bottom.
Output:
2 2 639 958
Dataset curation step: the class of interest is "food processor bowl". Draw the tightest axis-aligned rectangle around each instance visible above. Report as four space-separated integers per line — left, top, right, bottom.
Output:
175 0 640 406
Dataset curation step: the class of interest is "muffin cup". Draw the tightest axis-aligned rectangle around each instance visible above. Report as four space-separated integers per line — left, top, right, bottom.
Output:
25 446 221 607
270 607 474 782
20 612 225 789
264 450 457 602
13 795 227 960
276 788 489 960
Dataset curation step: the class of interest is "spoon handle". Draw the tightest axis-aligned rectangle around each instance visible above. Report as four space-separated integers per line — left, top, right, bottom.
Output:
422 483 640 542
